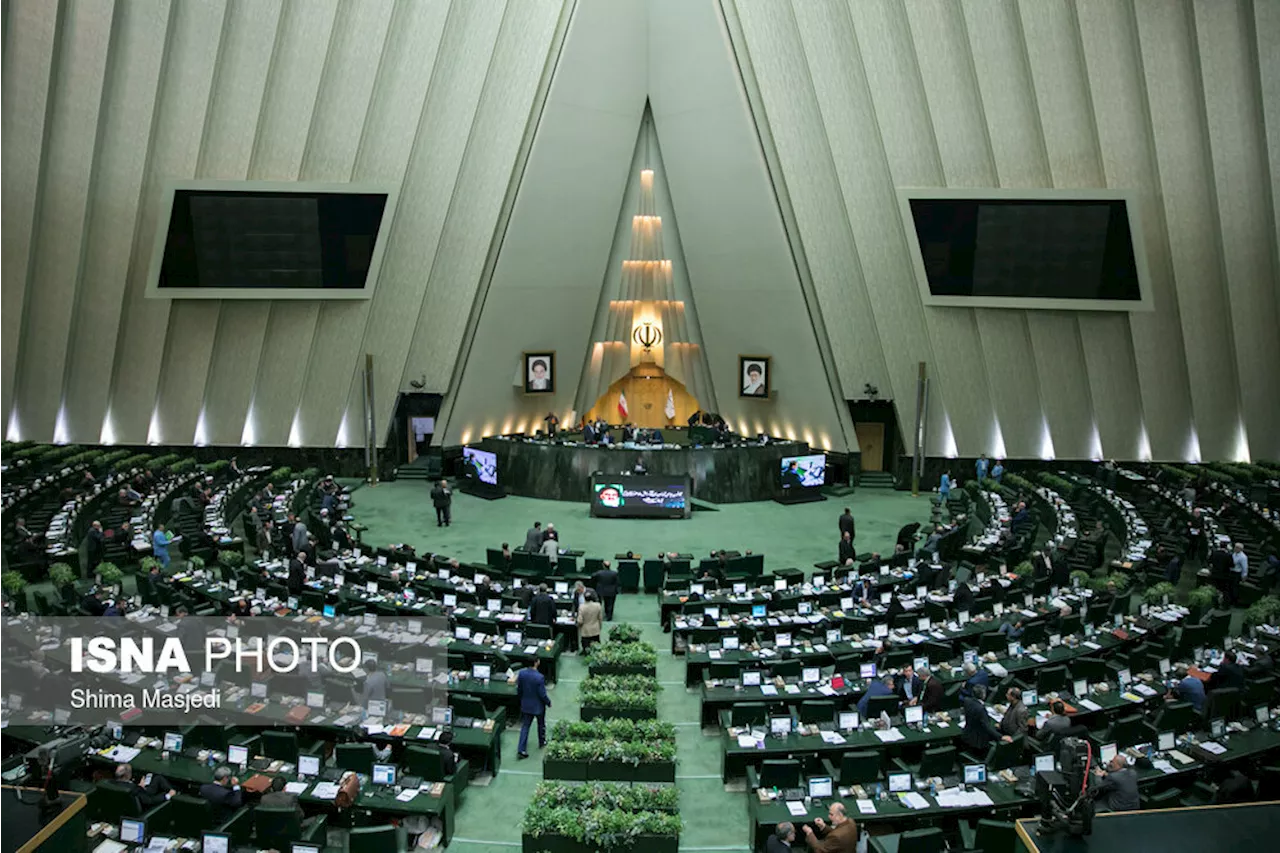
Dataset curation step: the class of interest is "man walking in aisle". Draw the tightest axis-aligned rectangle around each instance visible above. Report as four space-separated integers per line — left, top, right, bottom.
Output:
515 658 551 759
431 479 452 527
593 559 620 620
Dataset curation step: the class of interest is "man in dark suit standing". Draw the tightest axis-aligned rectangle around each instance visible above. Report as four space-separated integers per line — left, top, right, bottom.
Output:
916 667 944 713
592 559 620 621
529 584 557 625
431 479 452 527
838 508 856 541
515 658 551 759
838 530 856 566
524 522 543 553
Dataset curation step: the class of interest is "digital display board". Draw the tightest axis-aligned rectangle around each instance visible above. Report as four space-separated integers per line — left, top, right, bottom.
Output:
462 446 498 486
590 474 690 519
780 454 826 489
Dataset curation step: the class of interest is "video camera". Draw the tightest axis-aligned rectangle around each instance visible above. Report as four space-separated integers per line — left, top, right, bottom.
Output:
1035 736 1096 838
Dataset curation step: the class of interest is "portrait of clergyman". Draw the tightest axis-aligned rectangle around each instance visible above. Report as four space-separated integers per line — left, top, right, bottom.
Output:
739 356 770 398
524 352 555 394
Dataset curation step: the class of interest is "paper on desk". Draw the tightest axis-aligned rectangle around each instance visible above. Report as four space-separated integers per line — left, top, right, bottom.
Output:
310 782 340 800
1079 699 1102 711
709 651 722 659
1029 654 1048 663
874 728 905 742
784 684 801 694
856 799 877 815
817 685 837 696
284 782 309 794
1200 742 1227 755
738 735 760 748
1133 684 1158 697
819 731 847 745
760 685 778 696
899 792 930 810
1152 760 1176 775
786 801 808 817
1120 692 1143 704
396 789 419 802
1084 641 1102 650
104 746 141 763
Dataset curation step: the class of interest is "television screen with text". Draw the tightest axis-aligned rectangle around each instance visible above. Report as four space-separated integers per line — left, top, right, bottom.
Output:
591 475 688 519
780 454 826 490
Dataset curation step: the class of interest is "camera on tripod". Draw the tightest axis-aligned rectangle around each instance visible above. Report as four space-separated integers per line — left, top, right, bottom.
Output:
1036 737 1097 838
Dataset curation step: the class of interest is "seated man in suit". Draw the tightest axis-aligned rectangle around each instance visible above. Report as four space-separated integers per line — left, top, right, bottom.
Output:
1091 754 1139 812
115 763 175 809
960 662 989 698
857 673 897 718
435 730 459 775
1207 650 1245 693
260 775 304 820
199 766 243 822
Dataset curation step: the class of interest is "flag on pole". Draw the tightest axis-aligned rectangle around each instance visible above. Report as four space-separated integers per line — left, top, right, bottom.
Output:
664 388 676 420
617 391 629 419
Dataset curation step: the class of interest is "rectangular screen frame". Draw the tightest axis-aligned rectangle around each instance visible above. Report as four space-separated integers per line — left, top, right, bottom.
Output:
896 187 1153 312
145 179 400 300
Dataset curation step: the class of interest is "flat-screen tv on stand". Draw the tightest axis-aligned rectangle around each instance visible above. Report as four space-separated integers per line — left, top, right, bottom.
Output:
775 453 827 506
460 446 505 500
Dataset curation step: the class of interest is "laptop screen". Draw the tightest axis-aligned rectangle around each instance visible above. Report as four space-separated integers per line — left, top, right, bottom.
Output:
963 764 986 784
887 772 911 793
506 630 523 645
808 776 833 798
752 604 767 618
742 671 762 687
723 636 740 650
323 604 336 617
367 699 387 718
432 707 453 725
291 845 321 853
472 664 491 680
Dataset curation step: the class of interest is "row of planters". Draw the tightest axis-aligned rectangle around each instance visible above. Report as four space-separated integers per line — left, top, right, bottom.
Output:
586 624 658 676
542 719 676 783
521 782 681 853
578 674 660 721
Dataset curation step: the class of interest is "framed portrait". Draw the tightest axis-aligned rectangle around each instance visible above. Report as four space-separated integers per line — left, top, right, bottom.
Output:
739 356 770 398
524 351 555 394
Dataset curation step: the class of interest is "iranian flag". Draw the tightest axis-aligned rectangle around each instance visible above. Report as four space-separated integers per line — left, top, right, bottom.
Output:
617 391 629 419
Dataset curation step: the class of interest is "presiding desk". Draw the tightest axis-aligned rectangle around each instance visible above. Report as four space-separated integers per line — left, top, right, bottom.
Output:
475 435 806 504
1017 800 1280 853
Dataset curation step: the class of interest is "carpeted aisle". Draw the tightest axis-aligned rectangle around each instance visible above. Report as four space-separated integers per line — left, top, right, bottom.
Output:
351 482 932 852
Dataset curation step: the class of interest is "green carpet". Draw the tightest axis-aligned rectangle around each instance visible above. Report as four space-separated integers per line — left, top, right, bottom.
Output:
350 483 933 852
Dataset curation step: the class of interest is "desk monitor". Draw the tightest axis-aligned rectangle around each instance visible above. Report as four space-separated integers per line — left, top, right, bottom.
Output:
880 592 892 605
367 581 379 594
887 772 912 793
1211 718 1225 738
1158 731 1175 751
292 845 321 853
841 596 855 611
453 625 470 640
472 663 491 681
1073 679 1088 697
506 630 523 645
691 583 705 596
742 671 763 687
372 764 396 786
1256 706 1270 724
443 593 458 608
1024 689 1038 707
1099 743 1117 764
323 604 336 618
752 604 767 618
307 691 325 709
202 834 229 853
705 606 721 621
827 629 842 644
798 602 813 615
917 616 931 632
963 764 987 785
1117 668 1131 686
776 633 792 647
993 603 1005 616
775 578 788 591
486 597 500 611
733 583 748 595
859 663 877 679
770 716 792 736
1034 754 1056 774
723 636 740 651
163 733 183 753
298 754 321 776
432 707 453 726
913 656 929 673
808 776 834 798
367 699 387 718
555 582 569 595
227 745 248 765
120 819 146 845
802 667 821 684
839 711 859 731
904 705 924 725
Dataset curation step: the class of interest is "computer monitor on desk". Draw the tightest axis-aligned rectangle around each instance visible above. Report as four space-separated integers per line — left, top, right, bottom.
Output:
432 707 453 726
743 671 762 688
865 694 898 719
802 667 821 684
227 744 248 766
887 772 912 793
963 764 987 785
904 705 923 725
1157 731 1175 752
838 711 860 731
859 663 877 679
298 754 321 777
752 604 767 618
291 845 320 853
770 716 793 737
120 819 146 846
163 732 183 753
1034 754 1056 775
1099 743 1117 764
372 763 396 786
202 834 229 853
808 776 833 799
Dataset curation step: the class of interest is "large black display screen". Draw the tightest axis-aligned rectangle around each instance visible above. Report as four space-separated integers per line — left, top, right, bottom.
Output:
590 474 690 519
157 190 388 291
908 199 1141 301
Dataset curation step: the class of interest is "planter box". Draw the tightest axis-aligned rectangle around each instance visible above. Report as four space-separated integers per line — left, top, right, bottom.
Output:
542 758 588 781
580 705 657 722
630 761 677 784
585 759 676 784
522 833 677 853
587 663 658 677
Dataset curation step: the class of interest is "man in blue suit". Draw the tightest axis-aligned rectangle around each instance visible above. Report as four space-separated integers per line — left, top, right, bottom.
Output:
516 658 551 759
857 673 897 718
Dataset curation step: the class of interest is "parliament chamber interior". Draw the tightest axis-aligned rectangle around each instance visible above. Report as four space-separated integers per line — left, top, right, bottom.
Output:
2 2 1278 853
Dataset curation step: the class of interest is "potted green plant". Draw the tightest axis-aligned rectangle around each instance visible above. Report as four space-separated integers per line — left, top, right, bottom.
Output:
1186 584 1218 620
96 561 123 590
2 571 29 611
1245 596 1280 628
1069 570 1091 589
542 740 591 781
587 640 658 676
609 623 643 644
188 555 206 573
1143 581 1177 606
217 550 244 571
49 562 77 590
